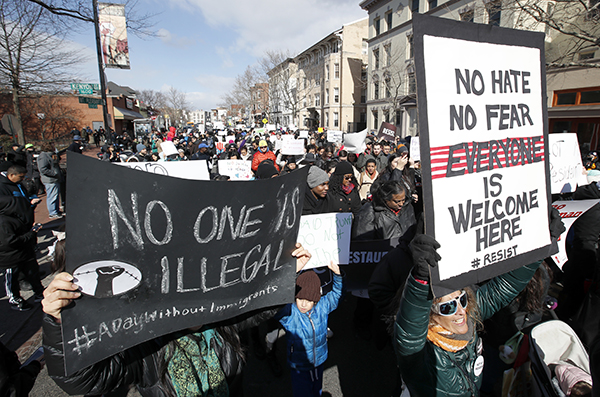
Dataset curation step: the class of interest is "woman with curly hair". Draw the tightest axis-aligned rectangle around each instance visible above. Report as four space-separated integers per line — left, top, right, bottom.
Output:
325 161 362 216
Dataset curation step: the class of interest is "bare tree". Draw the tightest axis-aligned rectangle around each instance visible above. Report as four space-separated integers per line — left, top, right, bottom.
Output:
138 89 166 116
0 0 83 144
23 0 157 37
26 94 83 140
162 87 189 127
221 66 260 118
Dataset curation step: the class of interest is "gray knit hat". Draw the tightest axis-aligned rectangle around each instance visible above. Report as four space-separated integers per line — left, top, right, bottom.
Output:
307 166 329 188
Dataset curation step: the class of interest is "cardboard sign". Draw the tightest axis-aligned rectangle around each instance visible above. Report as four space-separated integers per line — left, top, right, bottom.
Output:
551 199 600 268
318 127 324 133
327 130 343 144
160 141 178 157
414 14 552 292
377 122 397 142
343 130 368 154
299 130 309 139
281 138 305 156
296 213 352 269
218 160 253 180
63 154 308 375
117 161 210 181
549 133 588 194
410 136 421 162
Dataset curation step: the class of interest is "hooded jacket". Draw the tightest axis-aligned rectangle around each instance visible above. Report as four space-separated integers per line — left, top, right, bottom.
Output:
251 149 279 172
395 262 540 397
0 196 36 268
276 273 343 371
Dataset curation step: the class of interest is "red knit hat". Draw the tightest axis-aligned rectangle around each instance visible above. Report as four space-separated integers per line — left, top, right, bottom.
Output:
295 271 321 303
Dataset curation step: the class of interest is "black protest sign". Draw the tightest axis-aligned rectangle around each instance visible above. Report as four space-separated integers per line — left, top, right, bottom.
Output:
377 122 398 142
413 14 553 293
344 239 399 291
63 154 307 375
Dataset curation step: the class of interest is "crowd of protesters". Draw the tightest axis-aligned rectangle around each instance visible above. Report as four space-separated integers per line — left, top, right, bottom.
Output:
1 123 600 397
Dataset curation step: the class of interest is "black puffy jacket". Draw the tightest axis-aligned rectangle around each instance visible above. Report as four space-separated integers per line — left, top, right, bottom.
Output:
572 181 600 250
0 196 36 268
43 307 280 397
352 200 416 241
0 175 35 227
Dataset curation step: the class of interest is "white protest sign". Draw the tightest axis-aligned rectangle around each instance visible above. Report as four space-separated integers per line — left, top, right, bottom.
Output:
327 130 344 144
217 130 226 136
225 135 235 144
549 133 588 194
160 141 178 157
117 160 210 180
281 138 305 155
266 124 276 131
343 130 367 153
414 14 552 290
218 160 253 180
551 199 600 268
297 213 352 269
299 130 309 139
410 136 421 162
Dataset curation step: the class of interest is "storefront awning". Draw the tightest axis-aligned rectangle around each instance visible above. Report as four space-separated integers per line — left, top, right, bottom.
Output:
548 104 600 119
114 106 144 120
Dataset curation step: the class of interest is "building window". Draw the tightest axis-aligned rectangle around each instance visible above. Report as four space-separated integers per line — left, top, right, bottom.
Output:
334 112 339 127
326 89 330 104
408 35 414 59
361 88 366 103
487 1 501 26
411 0 419 14
315 73 320 86
386 12 393 30
332 42 339 53
580 51 596 60
374 81 380 100
428 0 437 10
326 65 330 80
315 94 320 107
334 63 340 79
384 111 390 123
373 111 379 129
334 87 340 103
375 18 381 36
395 110 402 127
362 40 368 55
460 9 474 22
304 77 307 89
554 88 600 106
408 74 416 94
326 112 329 127
360 111 366 123
374 48 380 69
385 44 392 66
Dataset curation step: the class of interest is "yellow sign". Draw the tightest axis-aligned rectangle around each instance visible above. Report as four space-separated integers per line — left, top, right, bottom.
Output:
262 118 268 124
318 127 324 133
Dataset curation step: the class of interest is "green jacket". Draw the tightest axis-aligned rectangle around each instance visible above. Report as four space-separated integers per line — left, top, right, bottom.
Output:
394 262 541 396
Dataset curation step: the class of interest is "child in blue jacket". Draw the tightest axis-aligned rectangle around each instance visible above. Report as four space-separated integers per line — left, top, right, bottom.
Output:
276 261 343 397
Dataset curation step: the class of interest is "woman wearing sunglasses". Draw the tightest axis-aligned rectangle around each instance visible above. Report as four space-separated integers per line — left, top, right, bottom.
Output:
394 209 565 396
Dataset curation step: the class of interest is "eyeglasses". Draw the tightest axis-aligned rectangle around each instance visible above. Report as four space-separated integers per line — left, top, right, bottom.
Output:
343 175 353 180
432 290 468 316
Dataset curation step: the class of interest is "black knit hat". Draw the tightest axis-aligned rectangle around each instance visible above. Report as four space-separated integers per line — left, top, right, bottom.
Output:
334 160 354 176
295 270 321 303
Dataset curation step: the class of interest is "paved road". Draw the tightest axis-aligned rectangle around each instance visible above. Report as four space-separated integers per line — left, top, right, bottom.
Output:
2 147 399 397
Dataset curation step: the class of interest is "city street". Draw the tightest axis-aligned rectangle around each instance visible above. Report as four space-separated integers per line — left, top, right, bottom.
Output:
0 147 398 397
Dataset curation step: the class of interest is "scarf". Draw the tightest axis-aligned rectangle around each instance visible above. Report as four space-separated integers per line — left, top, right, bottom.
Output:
341 182 355 195
427 317 474 352
166 329 229 397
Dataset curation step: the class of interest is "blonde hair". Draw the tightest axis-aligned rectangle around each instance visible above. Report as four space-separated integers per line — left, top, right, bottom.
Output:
429 288 482 331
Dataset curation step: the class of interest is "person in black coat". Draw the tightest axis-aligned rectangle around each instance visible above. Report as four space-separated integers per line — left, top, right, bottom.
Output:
66 136 84 154
302 166 330 215
352 180 416 241
326 161 361 216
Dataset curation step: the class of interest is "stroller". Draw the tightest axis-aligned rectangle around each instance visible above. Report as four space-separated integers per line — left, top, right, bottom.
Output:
529 320 590 397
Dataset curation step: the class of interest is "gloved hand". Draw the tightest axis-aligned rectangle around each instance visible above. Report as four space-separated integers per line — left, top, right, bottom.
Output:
409 234 441 282
549 207 566 240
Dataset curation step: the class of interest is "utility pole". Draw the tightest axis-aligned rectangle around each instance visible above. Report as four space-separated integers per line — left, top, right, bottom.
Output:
93 0 111 134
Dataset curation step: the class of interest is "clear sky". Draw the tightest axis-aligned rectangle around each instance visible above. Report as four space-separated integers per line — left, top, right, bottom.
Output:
67 0 367 112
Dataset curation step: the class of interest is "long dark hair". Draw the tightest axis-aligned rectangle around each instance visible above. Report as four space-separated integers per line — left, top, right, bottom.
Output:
329 172 358 195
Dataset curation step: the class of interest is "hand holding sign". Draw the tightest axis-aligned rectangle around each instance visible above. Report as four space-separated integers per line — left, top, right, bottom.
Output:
42 272 82 323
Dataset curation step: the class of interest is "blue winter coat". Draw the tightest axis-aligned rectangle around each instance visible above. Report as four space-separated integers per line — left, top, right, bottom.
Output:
276 273 343 371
